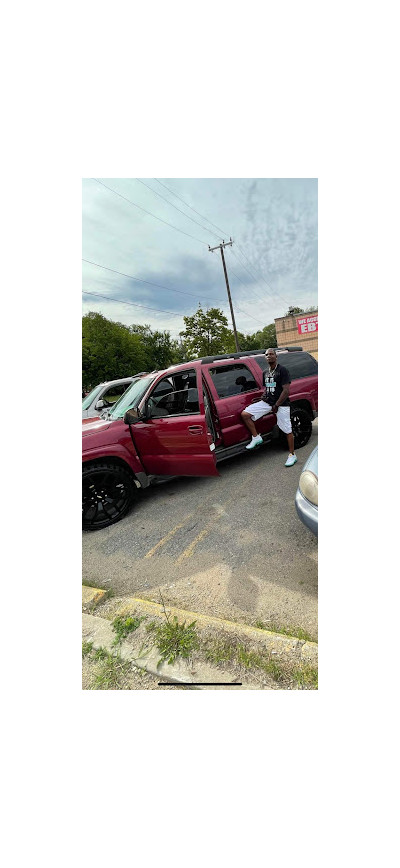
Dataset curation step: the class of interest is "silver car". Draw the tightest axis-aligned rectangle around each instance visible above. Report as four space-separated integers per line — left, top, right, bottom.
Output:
295 445 318 536
82 375 148 419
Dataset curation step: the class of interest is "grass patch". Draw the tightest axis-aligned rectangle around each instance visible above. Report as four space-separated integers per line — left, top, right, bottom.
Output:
94 646 109 661
147 616 199 666
82 640 93 657
112 614 146 645
254 620 315 643
91 652 132 690
202 637 317 688
236 645 287 683
204 639 235 665
291 665 318 689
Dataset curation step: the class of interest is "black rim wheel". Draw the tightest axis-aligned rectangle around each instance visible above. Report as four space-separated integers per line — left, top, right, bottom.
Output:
290 407 313 449
82 463 135 530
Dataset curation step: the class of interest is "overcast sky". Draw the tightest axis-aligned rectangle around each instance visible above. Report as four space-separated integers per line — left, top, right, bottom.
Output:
82 178 317 340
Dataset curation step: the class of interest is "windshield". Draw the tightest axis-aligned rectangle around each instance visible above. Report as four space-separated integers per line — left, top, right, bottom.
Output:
109 375 156 419
82 383 104 410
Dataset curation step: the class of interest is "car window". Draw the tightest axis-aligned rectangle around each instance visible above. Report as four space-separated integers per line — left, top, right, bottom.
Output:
109 375 156 419
82 383 103 410
253 352 317 379
101 382 131 406
148 369 199 416
208 364 259 398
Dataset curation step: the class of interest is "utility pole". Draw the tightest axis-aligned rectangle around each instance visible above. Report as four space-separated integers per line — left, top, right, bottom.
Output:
209 238 240 351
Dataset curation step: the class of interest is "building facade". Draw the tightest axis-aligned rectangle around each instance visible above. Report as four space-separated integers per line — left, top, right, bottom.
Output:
275 309 318 360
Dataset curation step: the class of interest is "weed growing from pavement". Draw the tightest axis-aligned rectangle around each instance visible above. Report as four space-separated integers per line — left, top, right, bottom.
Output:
142 590 199 667
147 616 199 666
112 615 146 645
91 652 132 690
254 620 315 643
82 641 93 657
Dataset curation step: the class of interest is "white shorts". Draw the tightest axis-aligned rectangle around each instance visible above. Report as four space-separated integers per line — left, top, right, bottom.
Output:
244 400 292 434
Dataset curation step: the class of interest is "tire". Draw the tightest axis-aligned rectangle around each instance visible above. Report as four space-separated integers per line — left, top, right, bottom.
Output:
82 462 137 530
290 406 313 449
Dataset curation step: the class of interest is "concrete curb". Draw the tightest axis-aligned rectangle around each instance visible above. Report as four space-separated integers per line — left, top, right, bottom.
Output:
95 593 318 666
82 585 109 611
82 587 317 688
82 613 260 689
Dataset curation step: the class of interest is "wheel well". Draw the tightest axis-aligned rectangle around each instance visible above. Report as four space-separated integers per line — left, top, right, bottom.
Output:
290 400 313 419
82 456 136 479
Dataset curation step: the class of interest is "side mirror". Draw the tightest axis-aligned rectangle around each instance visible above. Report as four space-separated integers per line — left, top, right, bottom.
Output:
123 406 147 424
95 399 105 410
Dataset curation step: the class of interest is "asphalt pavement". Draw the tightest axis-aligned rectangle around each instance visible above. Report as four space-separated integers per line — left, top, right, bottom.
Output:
82 420 318 638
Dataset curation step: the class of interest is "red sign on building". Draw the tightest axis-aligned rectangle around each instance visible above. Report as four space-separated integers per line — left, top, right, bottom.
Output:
297 314 318 335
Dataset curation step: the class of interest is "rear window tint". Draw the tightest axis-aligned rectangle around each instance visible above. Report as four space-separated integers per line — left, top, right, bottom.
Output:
253 352 317 380
208 363 259 398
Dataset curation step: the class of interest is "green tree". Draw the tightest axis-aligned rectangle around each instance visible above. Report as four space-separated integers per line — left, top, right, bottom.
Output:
82 313 148 388
237 323 277 350
179 305 235 358
129 324 175 371
286 306 305 315
257 323 277 348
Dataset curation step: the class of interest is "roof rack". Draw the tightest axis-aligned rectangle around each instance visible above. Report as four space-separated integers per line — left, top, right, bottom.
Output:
198 346 303 364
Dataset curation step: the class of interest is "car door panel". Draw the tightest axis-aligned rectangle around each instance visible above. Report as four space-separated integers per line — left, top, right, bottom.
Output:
130 366 219 477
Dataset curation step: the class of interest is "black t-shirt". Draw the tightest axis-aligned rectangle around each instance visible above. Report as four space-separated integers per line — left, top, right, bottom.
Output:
263 363 291 406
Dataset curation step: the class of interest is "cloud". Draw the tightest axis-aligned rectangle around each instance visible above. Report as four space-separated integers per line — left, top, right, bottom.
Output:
82 178 318 334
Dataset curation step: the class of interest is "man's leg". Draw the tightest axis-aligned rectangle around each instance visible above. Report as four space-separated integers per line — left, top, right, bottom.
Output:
241 409 264 450
287 432 295 455
284 425 297 466
241 410 258 437
276 407 297 465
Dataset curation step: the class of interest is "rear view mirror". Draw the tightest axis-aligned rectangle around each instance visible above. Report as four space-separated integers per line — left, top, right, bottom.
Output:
95 399 105 410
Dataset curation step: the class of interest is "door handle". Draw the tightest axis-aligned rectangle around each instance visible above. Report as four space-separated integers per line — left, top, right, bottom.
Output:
188 425 203 434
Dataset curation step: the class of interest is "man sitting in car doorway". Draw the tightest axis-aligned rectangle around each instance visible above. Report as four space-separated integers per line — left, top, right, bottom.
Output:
240 348 297 467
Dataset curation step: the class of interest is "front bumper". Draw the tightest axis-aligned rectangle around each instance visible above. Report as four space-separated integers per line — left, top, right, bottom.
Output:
295 489 318 537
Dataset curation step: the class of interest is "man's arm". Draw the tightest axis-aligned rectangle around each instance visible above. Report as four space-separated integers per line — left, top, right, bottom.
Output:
272 385 290 413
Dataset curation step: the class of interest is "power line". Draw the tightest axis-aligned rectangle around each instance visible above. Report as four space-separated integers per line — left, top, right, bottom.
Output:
233 242 291 305
82 290 187 317
134 179 224 242
83 256 267 325
82 258 229 304
92 178 209 246
226 257 277 314
229 247 286 305
154 178 230 238
83 287 266 331
227 252 276 307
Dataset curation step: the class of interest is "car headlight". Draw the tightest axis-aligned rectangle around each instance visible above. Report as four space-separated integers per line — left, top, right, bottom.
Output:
299 470 318 506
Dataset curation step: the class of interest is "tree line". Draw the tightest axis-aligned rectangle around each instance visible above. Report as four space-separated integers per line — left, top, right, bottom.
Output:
82 305 284 389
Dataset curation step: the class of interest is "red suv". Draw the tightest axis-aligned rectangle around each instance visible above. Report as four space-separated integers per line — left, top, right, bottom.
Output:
82 347 318 530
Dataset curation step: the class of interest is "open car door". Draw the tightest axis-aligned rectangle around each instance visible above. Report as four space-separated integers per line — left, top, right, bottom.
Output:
128 364 219 478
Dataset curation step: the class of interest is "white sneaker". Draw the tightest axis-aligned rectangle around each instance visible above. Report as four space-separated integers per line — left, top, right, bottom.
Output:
246 435 263 450
285 453 297 466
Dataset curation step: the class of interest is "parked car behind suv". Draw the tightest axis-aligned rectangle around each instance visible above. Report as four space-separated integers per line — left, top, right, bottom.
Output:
82 374 148 419
82 348 318 530
295 445 318 536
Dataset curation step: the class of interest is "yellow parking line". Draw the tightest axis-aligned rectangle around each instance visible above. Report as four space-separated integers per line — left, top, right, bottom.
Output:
144 514 194 559
176 525 216 564
175 463 262 564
